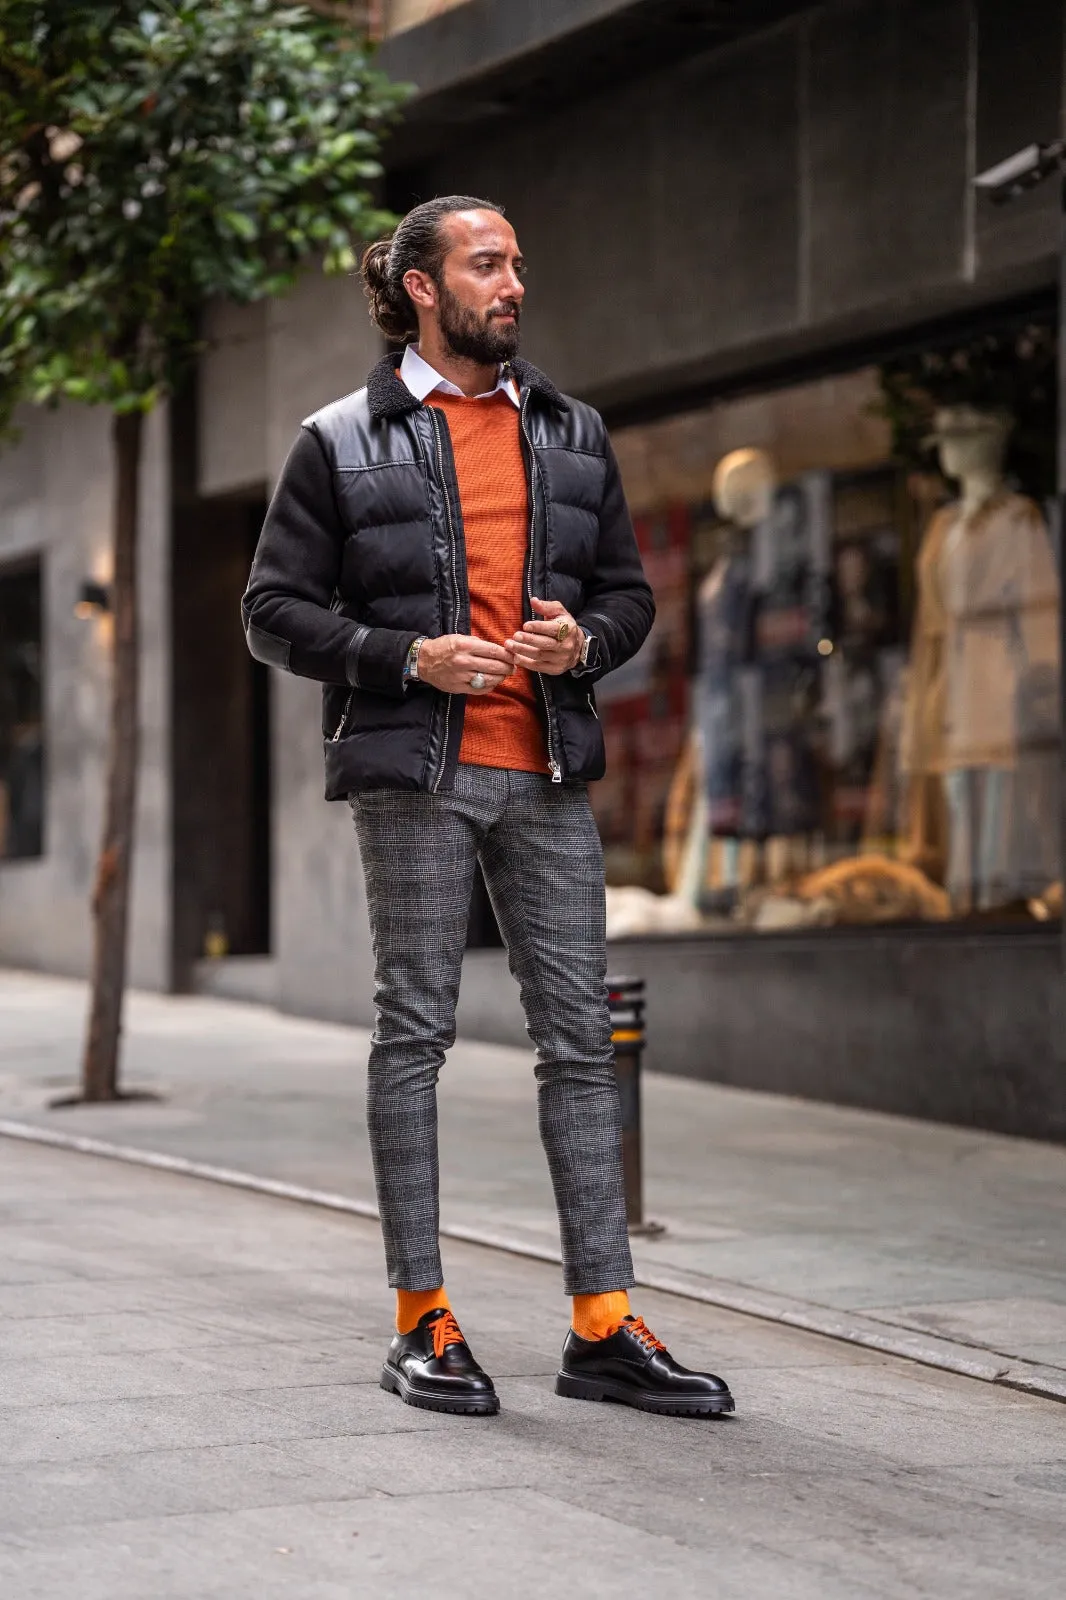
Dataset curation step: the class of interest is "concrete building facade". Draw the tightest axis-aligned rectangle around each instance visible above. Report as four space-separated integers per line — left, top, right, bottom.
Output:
2 0 1065 1137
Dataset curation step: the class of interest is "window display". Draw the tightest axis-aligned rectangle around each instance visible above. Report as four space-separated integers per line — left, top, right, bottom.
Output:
597 322 1060 935
0 559 44 861
899 405 1059 913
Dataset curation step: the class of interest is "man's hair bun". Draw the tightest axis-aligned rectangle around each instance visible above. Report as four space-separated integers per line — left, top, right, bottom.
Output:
361 236 412 342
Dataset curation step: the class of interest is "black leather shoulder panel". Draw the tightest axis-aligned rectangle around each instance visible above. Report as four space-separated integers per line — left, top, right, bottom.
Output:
305 387 422 471
527 393 607 457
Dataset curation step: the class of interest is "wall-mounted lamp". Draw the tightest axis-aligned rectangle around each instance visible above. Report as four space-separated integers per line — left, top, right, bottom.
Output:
74 580 112 619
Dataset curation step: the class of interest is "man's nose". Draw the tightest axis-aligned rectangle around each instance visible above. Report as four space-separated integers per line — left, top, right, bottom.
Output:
503 268 525 302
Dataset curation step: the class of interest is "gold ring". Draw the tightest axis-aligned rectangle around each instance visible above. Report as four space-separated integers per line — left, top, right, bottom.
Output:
556 620 571 642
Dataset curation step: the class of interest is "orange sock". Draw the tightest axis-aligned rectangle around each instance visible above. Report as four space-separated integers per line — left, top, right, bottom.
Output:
572 1290 631 1341
396 1286 450 1335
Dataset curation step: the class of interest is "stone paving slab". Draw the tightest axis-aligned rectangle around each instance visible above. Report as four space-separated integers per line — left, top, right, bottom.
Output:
3 1140 1066 1598
2 969 1065 1397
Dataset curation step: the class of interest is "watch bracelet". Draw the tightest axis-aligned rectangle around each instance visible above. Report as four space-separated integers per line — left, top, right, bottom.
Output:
405 635 427 682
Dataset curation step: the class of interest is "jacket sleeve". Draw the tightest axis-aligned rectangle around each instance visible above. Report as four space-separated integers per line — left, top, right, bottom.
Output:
241 425 419 698
573 436 655 682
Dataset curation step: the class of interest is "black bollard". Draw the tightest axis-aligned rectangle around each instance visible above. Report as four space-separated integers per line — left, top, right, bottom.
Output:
607 976 664 1237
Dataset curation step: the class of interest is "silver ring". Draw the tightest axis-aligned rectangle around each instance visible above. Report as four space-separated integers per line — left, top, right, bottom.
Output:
469 672 488 691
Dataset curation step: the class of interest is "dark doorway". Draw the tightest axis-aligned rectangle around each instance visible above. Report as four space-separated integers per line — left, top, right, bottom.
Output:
171 492 271 986
0 557 44 861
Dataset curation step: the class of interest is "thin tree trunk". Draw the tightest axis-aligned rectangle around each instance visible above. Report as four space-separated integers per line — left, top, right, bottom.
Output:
82 408 142 1102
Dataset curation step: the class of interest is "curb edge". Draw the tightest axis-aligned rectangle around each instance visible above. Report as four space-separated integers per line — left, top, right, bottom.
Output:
2 1117 1062 1404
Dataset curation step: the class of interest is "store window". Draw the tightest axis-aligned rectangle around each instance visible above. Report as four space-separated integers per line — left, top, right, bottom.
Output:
0 559 44 861
599 321 1060 935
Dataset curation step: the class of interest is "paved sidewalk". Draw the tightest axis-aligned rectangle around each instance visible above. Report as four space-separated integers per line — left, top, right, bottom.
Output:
2 970 1065 1399
3 1137 1066 1599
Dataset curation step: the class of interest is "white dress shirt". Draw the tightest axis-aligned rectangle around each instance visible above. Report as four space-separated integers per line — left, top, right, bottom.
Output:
399 343 520 409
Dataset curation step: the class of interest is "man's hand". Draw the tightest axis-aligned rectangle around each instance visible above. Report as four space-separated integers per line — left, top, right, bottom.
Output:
417 634 515 695
508 597 583 676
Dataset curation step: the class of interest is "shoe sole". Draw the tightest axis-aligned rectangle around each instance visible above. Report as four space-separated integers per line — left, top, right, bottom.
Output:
380 1363 500 1416
555 1370 735 1416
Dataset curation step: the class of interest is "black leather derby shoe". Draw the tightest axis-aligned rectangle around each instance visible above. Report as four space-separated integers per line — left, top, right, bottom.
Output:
556 1315 734 1417
381 1308 499 1416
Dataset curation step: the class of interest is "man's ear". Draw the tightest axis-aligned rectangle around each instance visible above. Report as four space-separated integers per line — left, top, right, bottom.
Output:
403 269 438 313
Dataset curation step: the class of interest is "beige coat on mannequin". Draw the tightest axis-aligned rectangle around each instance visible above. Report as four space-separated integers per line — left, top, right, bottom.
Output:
899 406 1059 903
900 410 1058 777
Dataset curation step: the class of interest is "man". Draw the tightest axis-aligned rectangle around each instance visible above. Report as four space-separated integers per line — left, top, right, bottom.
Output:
243 195 734 1421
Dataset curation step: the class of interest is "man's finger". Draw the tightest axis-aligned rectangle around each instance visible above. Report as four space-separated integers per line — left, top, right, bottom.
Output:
462 639 515 666
515 629 565 646
530 596 565 616
508 627 557 646
520 620 573 637
463 653 515 672
466 668 515 684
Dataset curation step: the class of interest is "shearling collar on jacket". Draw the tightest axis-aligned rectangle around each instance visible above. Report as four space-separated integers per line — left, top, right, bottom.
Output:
366 351 569 421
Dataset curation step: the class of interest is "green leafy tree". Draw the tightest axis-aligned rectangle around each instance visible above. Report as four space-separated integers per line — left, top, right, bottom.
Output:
0 1 408 1100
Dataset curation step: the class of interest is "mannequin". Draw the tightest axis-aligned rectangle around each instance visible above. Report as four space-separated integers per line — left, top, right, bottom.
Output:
668 450 832 910
711 448 777 531
610 450 776 935
693 449 777 904
899 404 1059 911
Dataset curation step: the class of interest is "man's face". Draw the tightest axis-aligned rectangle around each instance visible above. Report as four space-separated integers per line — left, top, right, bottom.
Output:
434 210 525 363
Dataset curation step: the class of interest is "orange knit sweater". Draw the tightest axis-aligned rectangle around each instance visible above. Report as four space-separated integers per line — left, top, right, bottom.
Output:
429 390 549 774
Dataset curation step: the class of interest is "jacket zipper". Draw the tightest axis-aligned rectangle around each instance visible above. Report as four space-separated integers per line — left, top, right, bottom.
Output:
331 691 354 742
520 393 563 783
428 406 463 792
330 621 371 743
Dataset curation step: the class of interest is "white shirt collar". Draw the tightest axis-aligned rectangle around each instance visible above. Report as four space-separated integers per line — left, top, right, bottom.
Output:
399 343 520 409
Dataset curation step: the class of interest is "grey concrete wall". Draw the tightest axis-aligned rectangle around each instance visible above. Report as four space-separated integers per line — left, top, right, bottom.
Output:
193 265 390 1025
198 265 382 499
264 269 384 1027
0 402 171 989
379 0 666 92
198 300 268 498
412 0 1063 411
456 930 1066 1142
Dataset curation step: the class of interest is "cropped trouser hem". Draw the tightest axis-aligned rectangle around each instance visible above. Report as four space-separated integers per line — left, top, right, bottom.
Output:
387 1256 450 1293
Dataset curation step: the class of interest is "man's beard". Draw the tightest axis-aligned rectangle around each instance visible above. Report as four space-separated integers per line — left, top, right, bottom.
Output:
438 283 521 363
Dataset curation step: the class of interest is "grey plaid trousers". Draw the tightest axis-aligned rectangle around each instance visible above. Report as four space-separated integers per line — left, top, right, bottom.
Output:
350 763 635 1296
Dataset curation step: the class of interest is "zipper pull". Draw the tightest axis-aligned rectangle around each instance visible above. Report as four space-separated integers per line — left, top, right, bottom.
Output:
331 691 354 742
550 759 562 784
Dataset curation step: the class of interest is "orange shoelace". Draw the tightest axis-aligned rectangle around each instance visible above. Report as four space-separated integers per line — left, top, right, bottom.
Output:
431 1310 466 1358
612 1315 667 1352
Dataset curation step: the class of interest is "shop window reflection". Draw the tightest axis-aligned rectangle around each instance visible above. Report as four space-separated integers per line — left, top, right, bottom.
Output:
598 327 1060 936
0 560 44 862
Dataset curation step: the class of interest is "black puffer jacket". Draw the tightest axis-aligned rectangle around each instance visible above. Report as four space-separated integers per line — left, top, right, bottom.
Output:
242 354 654 798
